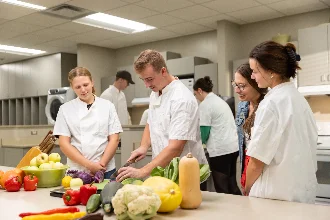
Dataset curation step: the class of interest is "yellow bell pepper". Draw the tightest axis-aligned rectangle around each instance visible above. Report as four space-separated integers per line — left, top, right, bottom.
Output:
22 211 86 220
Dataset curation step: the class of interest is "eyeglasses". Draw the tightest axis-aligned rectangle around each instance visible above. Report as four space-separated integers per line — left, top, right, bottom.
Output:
231 81 247 91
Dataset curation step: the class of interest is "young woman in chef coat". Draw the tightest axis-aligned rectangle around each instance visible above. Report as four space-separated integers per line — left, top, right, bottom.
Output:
233 63 267 191
194 76 240 195
245 41 318 203
54 67 123 178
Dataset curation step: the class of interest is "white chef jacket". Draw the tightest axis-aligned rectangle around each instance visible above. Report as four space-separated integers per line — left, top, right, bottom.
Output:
100 85 132 125
148 80 208 164
199 92 238 157
139 109 149 125
54 96 123 172
247 82 318 204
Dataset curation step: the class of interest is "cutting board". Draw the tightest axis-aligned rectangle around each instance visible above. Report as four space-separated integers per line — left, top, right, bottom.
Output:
94 179 110 190
49 179 110 198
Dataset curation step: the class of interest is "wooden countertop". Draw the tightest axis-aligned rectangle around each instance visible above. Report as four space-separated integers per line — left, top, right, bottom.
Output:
0 166 329 220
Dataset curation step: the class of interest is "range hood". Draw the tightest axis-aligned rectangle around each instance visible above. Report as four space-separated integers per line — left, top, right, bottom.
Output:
131 97 150 106
298 85 330 96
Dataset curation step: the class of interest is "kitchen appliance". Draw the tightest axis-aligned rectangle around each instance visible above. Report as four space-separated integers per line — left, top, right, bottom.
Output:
180 78 194 93
315 120 330 205
45 87 76 125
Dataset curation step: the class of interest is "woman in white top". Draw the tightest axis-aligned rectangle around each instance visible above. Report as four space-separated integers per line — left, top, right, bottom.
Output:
194 76 240 195
54 67 123 178
246 41 318 203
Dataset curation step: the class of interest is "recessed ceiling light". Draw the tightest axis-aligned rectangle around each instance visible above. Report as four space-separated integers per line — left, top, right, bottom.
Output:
0 45 46 56
74 13 156 34
1 0 46 10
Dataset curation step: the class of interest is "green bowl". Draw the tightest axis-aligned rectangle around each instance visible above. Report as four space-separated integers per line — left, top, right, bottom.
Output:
21 165 68 188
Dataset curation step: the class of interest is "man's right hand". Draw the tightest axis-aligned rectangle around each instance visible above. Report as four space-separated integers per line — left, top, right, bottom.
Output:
128 147 148 162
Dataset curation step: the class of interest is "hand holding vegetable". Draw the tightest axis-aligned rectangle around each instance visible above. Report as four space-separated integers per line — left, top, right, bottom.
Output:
116 166 147 182
23 175 38 191
88 162 105 174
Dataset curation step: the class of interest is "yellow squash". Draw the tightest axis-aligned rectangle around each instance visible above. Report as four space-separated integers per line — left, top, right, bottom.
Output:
179 153 202 209
143 176 182 213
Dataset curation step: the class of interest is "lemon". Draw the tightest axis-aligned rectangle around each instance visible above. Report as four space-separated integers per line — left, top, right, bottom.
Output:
61 176 72 188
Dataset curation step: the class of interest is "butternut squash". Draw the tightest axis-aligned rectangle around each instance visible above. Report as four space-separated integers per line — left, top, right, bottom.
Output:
179 153 202 209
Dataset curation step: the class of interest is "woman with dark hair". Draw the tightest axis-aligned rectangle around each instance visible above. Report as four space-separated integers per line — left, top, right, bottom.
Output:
194 76 240 195
233 63 267 192
245 41 318 203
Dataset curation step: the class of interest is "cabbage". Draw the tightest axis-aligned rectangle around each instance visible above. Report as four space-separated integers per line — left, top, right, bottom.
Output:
77 171 94 184
94 171 104 183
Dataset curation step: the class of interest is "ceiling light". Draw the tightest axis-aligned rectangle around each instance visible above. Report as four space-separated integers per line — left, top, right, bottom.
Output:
74 13 156 34
0 45 46 56
1 0 46 10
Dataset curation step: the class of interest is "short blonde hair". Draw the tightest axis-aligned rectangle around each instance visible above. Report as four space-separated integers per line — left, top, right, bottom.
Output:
68 67 95 94
134 49 167 73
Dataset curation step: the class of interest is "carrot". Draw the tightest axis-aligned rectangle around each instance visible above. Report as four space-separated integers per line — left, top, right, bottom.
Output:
19 207 80 218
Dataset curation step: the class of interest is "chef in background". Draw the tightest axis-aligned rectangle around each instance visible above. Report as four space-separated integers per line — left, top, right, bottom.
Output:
100 70 135 125
194 76 240 195
139 109 149 125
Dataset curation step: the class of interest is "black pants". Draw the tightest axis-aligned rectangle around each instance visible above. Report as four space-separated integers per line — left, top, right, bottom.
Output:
209 151 241 195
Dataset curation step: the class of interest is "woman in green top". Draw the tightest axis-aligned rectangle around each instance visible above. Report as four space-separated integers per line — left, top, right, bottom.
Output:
194 76 240 195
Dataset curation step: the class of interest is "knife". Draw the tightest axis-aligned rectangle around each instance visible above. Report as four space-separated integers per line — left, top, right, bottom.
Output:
109 159 136 180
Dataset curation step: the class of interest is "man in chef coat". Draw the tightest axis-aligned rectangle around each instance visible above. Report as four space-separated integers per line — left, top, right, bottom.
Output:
100 70 135 125
116 49 208 181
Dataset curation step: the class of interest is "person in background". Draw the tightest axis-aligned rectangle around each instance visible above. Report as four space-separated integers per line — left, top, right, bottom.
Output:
116 49 208 182
54 67 123 178
194 76 240 194
139 109 149 125
233 63 267 191
100 70 135 125
246 41 317 203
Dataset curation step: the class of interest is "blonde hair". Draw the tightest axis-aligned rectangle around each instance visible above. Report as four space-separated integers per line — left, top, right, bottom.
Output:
68 67 95 94
134 49 167 73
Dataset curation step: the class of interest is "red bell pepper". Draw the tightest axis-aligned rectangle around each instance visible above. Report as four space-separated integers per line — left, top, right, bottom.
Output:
4 176 21 192
80 183 97 205
19 207 80 218
23 174 38 191
63 189 81 206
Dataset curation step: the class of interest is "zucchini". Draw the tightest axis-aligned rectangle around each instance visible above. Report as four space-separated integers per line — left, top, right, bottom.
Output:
100 181 123 214
86 194 101 214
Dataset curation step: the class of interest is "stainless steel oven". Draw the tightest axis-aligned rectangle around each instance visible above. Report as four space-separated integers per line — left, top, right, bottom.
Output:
315 123 330 205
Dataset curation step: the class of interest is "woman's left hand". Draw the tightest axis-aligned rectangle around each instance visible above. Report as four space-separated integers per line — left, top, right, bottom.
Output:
116 167 147 182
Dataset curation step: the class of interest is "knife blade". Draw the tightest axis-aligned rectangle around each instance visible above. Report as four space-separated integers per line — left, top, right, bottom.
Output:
109 159 135 180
